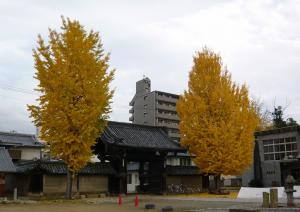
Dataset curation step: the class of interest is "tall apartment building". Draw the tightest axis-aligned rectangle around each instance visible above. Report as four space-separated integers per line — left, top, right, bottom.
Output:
129 77 180 141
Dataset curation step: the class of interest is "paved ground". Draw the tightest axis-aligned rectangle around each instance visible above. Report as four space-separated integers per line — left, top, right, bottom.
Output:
1 195 300 212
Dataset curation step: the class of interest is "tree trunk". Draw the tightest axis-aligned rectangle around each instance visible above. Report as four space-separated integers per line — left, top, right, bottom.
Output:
214 175 221 193
66 169 73 199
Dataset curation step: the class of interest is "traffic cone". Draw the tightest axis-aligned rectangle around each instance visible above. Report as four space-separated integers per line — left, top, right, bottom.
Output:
118 194 122 206
134 195 139 208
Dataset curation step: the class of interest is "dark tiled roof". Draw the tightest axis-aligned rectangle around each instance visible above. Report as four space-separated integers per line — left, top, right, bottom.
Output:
166 165 202 176
0 131 44 148
255 126 300 137
15 160 115 175
0 147 16 173
15 160 38 173
101 121 184 151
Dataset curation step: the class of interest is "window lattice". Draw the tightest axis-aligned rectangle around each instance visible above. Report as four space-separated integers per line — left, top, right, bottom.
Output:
263 137 297 161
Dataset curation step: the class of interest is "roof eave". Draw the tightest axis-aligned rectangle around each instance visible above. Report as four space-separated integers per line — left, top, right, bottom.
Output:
105 141 185 152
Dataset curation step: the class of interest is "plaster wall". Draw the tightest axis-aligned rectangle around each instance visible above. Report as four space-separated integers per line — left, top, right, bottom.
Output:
21 148 41 160
78 175 108 193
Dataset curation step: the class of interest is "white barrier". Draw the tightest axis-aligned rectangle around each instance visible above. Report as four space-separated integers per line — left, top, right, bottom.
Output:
237 187 286 199
293 186 300 198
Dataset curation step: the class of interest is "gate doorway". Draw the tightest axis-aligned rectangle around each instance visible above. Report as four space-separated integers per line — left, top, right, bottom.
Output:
29 174 43 193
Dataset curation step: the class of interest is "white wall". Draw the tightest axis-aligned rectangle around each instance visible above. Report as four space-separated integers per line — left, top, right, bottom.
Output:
21 148 41 160
238 187 285 199
166 157 180 166
166 157 197 166
127 172 140 193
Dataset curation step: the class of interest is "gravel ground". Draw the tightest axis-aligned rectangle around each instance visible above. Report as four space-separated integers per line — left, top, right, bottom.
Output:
1 195 300 212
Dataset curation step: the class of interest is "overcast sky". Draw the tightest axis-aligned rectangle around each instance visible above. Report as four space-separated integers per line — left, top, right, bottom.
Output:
0 0 299 134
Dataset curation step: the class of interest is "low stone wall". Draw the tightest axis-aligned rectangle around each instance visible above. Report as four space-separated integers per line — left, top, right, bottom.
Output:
43 175 71 194
78 175 108 193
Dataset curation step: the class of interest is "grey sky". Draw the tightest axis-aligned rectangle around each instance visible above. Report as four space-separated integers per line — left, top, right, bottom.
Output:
0 0 299 134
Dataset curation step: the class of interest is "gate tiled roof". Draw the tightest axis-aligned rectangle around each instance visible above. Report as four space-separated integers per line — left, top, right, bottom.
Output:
100 121 184 151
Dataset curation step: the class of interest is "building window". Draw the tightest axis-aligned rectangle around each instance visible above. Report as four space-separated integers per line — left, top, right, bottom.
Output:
156 100 176 108
263 137 297 161
180 158 191 166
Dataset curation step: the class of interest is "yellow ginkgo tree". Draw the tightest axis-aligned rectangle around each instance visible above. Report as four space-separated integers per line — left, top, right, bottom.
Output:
176 48 259 192
28 17 114 199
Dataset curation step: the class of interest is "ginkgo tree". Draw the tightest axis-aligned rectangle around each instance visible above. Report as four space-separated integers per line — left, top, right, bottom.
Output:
28 17 114 199
176 48 259 192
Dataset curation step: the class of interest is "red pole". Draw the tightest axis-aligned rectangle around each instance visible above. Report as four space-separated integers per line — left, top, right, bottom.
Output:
135 195 139 208
118 194 122 206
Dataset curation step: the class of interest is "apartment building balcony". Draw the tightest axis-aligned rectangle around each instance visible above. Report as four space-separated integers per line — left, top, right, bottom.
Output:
129 116 134 122
157 122 179 129
129 108 134 113
156 112 180 121
156 94 178 104
156 102 176 111
168 131 180 139
129 100 134 106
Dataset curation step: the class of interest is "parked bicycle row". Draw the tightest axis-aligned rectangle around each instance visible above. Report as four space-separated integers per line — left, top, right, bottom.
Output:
167 184 202 194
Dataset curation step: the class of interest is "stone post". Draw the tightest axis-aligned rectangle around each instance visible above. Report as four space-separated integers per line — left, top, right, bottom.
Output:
270 188 278 208
285 175 296 207
13 188 17 201
262 192 269 208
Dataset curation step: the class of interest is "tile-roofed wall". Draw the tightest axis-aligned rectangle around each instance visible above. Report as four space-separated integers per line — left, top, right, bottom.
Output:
15 160 115 175
0 131 44 148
